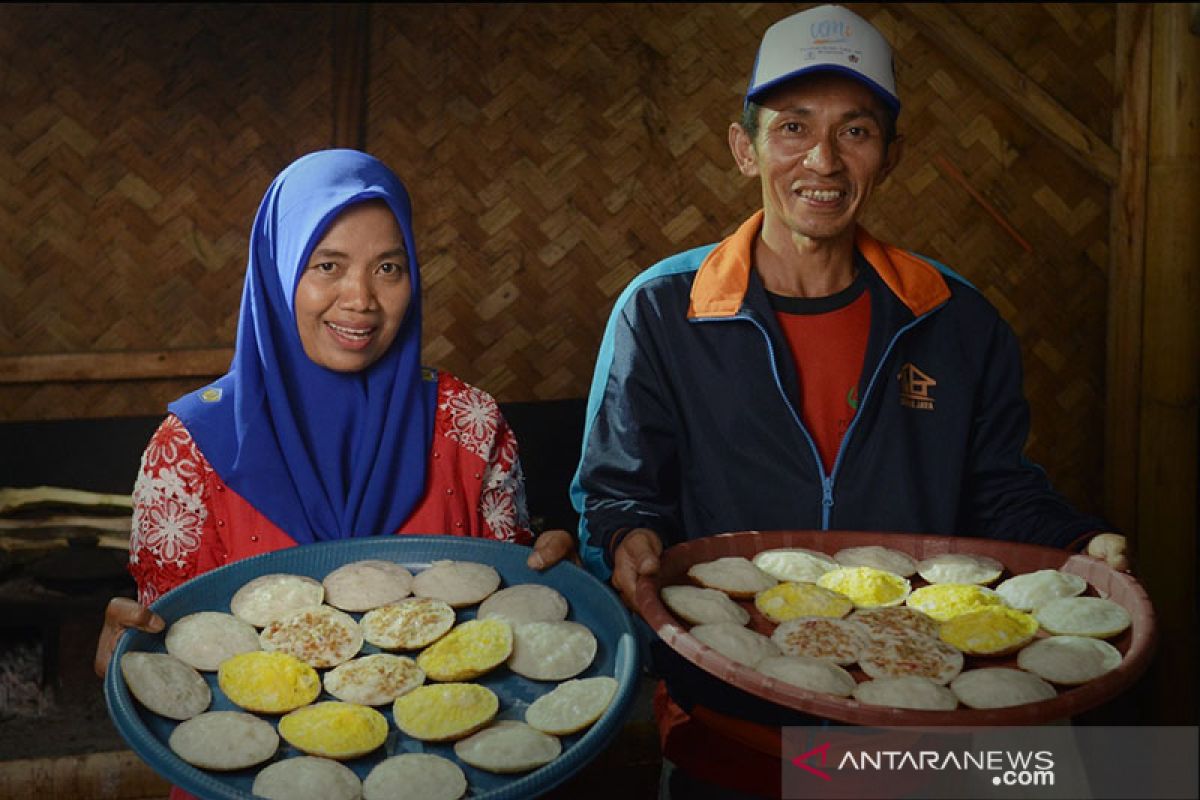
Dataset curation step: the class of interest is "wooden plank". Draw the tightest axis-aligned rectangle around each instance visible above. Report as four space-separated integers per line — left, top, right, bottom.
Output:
331 4 371 150
0 349 231 384
1105 5 1151 536
0 750 168 800
898 3 1120 184
1138 2 1199 724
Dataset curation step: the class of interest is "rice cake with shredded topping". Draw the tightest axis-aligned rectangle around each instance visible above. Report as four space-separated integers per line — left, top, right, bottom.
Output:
661 584 751 626
416 618 513 681
525 676 619 735
858 633 964 684
850 606 941 641
322 559 413 612
755 655 856 697
120 652 211 720
754 581 853 623
363 753 467 800
168 710 278 770
939 606 1039 656
690 622 780 667
833 545 919 577
412 560 501 608
218 650 321 713
770 616 871 665
507 621 597 681
323 652 425 705
916 553 1004 585
361 597 456 650
165 611 261 671
751 548 838 583
259 605 363 668
392 682 499 741
950 667 1057 709
252 756 362 800
278 701 388 760
688 556 777 598
230 573 325 628
477 583 569 625
454 720 562 773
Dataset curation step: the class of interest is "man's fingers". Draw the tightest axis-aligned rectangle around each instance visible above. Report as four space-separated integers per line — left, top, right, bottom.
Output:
526 530 576 571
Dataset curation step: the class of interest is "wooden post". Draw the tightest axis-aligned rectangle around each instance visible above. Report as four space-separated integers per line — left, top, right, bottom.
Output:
1138 2 1200 724
331 4 371 150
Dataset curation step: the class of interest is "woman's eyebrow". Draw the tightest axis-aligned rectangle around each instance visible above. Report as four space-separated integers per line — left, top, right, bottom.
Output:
309 246 407 259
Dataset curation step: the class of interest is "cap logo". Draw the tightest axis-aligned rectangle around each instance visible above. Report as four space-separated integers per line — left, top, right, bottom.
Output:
811 19 853 45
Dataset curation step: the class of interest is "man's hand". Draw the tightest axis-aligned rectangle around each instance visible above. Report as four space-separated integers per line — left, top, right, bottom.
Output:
526 529 578 570
1086 532 1131 572
612 528 663 608
94 597 165 678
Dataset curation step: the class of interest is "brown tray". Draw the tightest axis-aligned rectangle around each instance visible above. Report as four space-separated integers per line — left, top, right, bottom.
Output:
633 530 1157 728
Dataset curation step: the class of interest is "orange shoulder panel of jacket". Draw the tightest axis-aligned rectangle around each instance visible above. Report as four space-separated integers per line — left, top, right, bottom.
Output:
687 211 763 319
855 227 951 317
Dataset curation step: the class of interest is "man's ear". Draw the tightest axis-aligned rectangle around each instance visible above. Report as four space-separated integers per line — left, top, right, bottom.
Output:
729 122 760 178
879 134 904 181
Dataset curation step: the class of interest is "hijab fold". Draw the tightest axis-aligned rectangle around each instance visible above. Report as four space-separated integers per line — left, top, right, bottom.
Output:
170 149 436 543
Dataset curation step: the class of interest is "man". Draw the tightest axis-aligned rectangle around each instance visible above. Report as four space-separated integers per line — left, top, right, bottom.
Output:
570 4 1128 797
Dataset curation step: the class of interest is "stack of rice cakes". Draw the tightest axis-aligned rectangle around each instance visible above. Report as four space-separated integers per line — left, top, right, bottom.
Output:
118 558 621 800
660 544 1132 715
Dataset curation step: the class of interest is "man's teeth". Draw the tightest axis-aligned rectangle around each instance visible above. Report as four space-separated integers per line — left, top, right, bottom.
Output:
327 322 371 339
799 189 843 201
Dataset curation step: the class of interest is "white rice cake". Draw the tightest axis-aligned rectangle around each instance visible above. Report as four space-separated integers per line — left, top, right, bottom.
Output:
168 710 278 771
454 720 561 774
412 560 501 608
252 756 362 800
259 605 363 668
1034 596 1132 639
230 573 325 628
755 655 856 697
661 584 751 626
1017 635 1123 685
834 545 918 577
858 633 964 684
322 559 413 612
361 597 456 650
477 583 569 625
689 622 780 667
995 569 1088 611
853 676 959 710
165 611 261 671
324 653 425 705
950 668 1057 709
770 617 870 665
525 676 619 735
507 621 597 681
751 548 838 583
119 652 211 720
850 606 940 642
916 553 1004 585
688 556 777 598
363 753 467 800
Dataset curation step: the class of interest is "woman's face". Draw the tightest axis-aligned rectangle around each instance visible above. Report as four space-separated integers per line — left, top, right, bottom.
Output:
294 200 412 373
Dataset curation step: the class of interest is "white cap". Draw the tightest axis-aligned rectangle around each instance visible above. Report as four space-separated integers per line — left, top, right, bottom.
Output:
745 4 899 114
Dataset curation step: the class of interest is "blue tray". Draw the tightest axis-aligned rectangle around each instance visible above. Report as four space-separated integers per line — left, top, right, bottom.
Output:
105 535 641 800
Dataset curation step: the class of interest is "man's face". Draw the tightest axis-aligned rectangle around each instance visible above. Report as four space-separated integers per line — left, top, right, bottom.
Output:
733 73 901 244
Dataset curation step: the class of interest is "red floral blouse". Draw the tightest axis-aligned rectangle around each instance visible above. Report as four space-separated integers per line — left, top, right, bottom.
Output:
128 372 533 605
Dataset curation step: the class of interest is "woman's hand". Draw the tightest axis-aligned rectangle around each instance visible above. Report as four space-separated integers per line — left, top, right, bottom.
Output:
94 597 165 678
611 528 663 609
526 529 579 570
1086 532 1131 572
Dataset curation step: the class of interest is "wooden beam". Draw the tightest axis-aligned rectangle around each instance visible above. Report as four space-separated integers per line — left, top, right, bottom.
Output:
1105 5 1151 536
0 348 232 384
897 4 1120 184
1138 2 1199 724
331 4 371 150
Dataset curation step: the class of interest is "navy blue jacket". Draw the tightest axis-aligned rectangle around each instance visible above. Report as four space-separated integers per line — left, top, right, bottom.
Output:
572 212 1108 579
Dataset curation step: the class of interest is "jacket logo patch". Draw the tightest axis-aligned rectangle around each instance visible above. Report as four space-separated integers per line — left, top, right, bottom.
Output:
897 363 936 411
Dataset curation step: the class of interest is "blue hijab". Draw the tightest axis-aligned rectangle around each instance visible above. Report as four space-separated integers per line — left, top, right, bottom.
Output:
169 149 436 543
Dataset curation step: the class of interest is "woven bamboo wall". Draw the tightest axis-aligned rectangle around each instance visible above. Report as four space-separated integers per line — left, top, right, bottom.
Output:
0 3 1116 514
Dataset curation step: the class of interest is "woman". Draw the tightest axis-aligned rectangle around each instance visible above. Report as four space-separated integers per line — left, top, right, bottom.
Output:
95 149 575 677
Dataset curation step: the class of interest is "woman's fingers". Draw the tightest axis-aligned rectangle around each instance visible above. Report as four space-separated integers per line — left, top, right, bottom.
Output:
526 529 578 570
94 597 165 678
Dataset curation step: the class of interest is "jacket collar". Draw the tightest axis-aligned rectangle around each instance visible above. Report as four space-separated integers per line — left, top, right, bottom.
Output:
688 210 951 319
